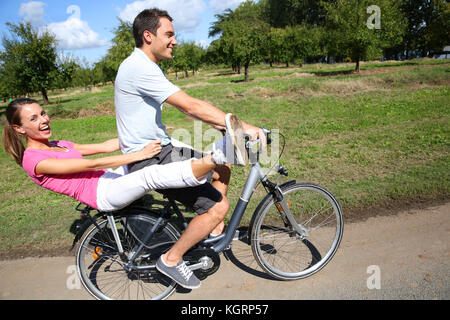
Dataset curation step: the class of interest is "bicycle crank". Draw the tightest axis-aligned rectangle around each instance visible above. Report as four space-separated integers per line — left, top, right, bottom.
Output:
188 256 214 271
184 248 221 280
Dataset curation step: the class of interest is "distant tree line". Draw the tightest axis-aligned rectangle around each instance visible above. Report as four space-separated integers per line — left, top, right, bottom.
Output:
1 0 448 102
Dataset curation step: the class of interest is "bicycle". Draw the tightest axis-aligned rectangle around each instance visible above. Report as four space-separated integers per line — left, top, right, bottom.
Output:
70 129 344 300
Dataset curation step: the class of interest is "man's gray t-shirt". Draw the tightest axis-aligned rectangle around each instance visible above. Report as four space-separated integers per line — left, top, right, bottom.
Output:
114 47 180 153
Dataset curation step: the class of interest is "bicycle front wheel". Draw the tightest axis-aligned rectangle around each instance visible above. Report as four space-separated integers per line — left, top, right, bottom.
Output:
76 214 179 300
250 182 343 280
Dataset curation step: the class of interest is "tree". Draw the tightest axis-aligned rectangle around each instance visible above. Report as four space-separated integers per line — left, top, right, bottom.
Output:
210 1 269 81
208 8 241 71
265 27 293 67
53 55 79 90
182 42 205 76
208 8 234 38
291 24 324 64
385 0 449 60
97 19 135 83
72 58 95 89
1 22 58 104
259 0 328 27
414 0 449 57
0 61 10 101
172 44 189 78
423 1 450 57
323 0 406 72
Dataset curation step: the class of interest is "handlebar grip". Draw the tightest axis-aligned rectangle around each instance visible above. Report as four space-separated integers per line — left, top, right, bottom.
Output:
260 127 272 145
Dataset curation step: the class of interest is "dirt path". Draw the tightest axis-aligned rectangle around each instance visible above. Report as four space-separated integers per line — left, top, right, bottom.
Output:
1 202 448 300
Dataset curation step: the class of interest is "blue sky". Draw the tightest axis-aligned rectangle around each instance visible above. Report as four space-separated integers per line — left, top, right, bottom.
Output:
0 0 246 65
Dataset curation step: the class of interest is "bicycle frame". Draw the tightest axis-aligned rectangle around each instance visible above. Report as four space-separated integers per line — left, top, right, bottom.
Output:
72 160 295 275
209 162 268 252
104 161 297 272
207 161 306 252
117 162 269 272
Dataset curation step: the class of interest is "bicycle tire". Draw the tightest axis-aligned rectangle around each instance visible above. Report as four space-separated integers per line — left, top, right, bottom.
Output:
76 212 180 300
249 182 343 280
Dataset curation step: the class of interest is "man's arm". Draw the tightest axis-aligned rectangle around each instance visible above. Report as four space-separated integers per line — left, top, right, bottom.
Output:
165 91 265 145
166 90 227 129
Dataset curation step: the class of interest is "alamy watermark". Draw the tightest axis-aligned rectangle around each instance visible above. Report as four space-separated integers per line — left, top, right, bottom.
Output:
366 5 381 29
366 265 381 289
170 120 281 170
66 264 81 290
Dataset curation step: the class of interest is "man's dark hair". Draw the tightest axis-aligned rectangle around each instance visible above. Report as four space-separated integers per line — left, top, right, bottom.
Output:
133 8 173 47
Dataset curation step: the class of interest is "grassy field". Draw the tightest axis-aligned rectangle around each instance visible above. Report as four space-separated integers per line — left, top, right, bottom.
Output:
0 59 449 259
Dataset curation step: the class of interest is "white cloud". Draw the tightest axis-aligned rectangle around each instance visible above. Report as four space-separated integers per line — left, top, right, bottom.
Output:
19 2 107 50
209 0 246 13
118 0 207 33
46 5 108 50
19 1 46 27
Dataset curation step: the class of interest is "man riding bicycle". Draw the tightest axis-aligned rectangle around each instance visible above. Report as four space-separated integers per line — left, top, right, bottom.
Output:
114 8 265 289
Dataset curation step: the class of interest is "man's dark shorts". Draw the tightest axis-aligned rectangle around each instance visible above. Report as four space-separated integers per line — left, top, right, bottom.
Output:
128 143 222 214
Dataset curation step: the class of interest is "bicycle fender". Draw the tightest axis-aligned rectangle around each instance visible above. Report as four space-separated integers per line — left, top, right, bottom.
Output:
69 220 91 251
279 179 297 189
69 213 105 251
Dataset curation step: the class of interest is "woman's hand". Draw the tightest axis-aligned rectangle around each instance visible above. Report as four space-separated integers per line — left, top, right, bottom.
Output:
140 139 162 159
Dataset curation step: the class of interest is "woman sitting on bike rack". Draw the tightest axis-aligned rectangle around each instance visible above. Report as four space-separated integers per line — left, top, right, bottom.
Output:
2 98 241 213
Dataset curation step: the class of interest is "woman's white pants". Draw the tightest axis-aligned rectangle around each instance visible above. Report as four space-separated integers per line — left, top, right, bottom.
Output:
96 158 205 212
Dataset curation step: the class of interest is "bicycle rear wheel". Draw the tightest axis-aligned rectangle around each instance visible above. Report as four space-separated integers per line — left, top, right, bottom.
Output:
76 213 179 300
250 182 343 280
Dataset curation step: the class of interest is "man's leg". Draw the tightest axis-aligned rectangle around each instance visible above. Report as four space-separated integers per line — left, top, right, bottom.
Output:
158 147 231 263
209 164 231 235
129 147 227 289
162 196 229 266
156 195 228 289
169 144 231 236
160 152 230 263
158 114 247 288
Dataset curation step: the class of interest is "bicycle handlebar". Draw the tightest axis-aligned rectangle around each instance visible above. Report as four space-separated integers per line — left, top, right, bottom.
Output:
245 127 271 149
260 127 272 145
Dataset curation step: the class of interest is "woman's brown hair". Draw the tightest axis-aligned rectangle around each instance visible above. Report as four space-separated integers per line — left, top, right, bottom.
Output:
2 98 38 165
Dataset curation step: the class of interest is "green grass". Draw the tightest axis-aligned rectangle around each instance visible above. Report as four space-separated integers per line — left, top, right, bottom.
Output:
0 58 449 258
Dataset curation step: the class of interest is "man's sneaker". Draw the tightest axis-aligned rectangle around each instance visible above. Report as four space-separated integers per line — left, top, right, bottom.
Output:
156 256 201 289
212 114 248 166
